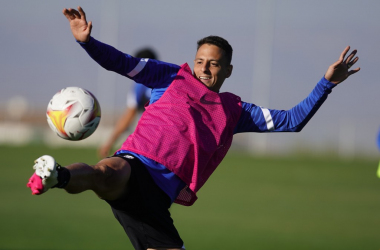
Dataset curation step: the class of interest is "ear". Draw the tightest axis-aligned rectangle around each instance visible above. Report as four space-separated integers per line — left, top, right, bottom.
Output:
225 64 233 78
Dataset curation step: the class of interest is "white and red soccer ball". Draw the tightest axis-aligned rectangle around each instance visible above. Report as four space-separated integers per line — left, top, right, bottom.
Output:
46 87 101 141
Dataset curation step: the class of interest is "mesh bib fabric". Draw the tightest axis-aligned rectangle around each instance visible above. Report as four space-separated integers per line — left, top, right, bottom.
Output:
120 63 242 206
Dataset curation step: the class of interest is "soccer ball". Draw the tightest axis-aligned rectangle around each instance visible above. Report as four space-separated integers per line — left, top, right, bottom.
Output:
46 87 101 141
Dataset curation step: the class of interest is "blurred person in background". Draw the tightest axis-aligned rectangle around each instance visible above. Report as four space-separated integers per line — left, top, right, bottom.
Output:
377 128 380 178
98 48 157 158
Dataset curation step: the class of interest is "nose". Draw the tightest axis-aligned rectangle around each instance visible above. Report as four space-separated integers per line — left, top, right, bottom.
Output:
201 62 210 73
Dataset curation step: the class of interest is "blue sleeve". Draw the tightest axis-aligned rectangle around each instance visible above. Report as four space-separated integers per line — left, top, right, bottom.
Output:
149 87 168 105
234 77 336 133
78 37 180 89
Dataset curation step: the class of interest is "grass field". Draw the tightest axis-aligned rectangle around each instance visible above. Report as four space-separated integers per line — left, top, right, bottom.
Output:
1 144 380 250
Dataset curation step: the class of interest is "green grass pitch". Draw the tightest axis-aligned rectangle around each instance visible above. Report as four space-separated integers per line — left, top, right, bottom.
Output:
1 144 379 249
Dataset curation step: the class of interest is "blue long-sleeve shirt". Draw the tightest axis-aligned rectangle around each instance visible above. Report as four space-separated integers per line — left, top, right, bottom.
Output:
79 37 336 203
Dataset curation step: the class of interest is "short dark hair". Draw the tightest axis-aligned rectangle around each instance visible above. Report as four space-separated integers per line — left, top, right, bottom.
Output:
197 36 233 65
134 48 157 59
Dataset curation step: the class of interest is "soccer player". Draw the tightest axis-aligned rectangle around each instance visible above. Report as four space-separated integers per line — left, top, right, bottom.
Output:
27 6 360 250
377 129 380 178
98 48 156 158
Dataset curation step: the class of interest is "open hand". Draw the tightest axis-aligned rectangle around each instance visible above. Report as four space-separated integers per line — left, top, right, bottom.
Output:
62 6 92 43
324 46 360 85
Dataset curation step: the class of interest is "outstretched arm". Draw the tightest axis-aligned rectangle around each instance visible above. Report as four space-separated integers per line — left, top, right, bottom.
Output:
235 77 334 134
62 6 92 43
62 7 180 89
324 46 360 84
235 47 361 134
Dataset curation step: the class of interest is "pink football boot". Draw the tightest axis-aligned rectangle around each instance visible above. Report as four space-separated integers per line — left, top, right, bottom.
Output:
27 155 59 195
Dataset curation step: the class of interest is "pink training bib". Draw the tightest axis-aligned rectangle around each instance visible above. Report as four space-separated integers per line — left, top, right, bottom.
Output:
120 63 242 206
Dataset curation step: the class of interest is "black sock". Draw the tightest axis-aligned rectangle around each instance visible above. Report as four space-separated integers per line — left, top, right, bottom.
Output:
54 165 71 188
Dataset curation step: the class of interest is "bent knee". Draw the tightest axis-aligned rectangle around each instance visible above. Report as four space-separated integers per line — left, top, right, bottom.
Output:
92 157 131 199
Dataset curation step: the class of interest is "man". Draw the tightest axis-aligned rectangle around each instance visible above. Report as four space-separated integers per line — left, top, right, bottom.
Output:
98 48 156 158
27 6 360 250
377 129 380 178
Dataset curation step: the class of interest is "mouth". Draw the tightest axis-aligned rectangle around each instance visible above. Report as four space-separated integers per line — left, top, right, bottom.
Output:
198 76 212 84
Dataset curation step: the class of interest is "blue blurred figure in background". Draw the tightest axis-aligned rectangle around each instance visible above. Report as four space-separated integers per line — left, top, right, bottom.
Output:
98 48 157 158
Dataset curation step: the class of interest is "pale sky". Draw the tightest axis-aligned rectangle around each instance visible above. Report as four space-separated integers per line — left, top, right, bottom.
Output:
1 0 379 156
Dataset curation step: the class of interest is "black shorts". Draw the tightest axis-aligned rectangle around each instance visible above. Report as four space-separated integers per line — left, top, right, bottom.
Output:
106 153 184 250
